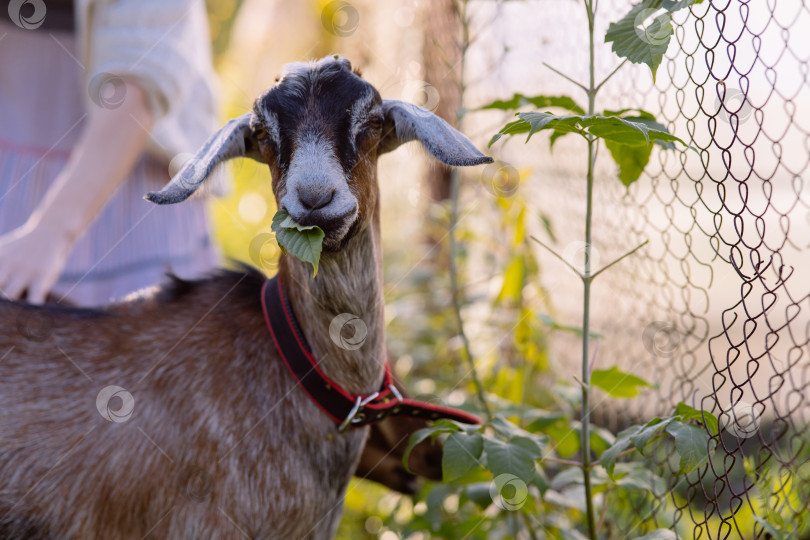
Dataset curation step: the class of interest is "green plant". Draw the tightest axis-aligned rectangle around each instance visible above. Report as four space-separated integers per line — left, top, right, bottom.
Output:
395 1 718 539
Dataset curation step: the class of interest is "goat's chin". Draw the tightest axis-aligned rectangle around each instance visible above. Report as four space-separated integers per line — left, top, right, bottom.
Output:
321 235 345 252
321 217 362 252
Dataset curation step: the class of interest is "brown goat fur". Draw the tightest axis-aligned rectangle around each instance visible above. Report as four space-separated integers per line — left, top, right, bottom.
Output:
0 56 491 538
2 268 366 538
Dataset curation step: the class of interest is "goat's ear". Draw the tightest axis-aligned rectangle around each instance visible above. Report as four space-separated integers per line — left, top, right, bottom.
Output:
379 99 494 166
146 113 264 205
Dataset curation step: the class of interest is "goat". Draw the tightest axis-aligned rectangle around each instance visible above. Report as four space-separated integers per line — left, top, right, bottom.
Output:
0 56 492 539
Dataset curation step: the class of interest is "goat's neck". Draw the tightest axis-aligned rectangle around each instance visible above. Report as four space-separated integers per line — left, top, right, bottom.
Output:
279 218 385 396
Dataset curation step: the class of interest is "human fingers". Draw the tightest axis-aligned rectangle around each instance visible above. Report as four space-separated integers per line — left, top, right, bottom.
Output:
3 272 29 301
0 264 11 299
26 277 48 304
27 261 64 304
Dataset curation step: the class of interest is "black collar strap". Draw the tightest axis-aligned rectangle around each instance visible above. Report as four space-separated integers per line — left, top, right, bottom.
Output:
261 276 481 431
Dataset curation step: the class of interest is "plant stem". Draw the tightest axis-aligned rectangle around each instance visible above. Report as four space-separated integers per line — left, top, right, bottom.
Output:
596 486 610 535
449 170 491 420
581 0 598 538
542 62 589 93
543 456 584 467
589 240 649 280
594 59 627 93
448 0 492 421
529 235 585 279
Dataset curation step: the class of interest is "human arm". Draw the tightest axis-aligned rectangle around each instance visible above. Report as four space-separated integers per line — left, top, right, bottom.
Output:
0 78 154 303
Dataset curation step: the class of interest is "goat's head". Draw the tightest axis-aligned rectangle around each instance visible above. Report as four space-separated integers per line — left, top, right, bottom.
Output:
147 55 493 249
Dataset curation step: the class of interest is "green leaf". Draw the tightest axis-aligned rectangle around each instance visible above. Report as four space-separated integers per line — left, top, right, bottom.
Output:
443 432 484 482
491 112 685 148
544 488 588 513
665 420 712 473
629 417 673 451
753 514 790 540
530 464 550 494
525 410 566 432
402 420 461 473
488 418 548 457
496 255 525 304
539 213 558 243
551 467 591 490
489 118 530 146
625 117 678 149
590 425 616 454
583 115 679 145
605 0 703 82
631 529 678 540
464 482 495 509
602 108 657 120
614 463 668 493
545 421 580 458
604 138 653 187
603 116 684 187
483 435 542 480
600 425 642 478
606 2 673 81
520 113 586 142
479 94 585 115
270 209 325 277
591 366 654 398
548 128 570 149
489 415 538 441
674 402 719 436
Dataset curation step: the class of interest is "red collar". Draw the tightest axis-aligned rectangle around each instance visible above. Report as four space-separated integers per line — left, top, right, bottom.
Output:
261 276 480 431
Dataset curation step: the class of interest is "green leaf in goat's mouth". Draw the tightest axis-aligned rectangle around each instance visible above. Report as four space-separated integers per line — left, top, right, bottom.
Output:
270 208 325 277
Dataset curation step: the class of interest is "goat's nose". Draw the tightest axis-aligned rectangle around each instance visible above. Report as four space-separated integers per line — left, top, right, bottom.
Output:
298 185 335 211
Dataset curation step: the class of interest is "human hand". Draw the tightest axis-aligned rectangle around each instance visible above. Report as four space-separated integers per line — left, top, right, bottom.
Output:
0 219 75 304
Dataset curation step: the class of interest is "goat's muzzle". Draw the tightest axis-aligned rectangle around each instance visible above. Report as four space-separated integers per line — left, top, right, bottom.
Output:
282 195 359 252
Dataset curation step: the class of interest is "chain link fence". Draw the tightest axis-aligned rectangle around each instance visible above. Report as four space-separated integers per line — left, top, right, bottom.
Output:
474 0 810 537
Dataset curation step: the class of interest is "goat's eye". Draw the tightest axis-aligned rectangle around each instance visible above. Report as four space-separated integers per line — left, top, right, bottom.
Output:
253 126 269 141
368 116 383 130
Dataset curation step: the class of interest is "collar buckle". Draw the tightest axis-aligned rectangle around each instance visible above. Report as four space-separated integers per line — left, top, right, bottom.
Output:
338 391 380 432
388 383 404 402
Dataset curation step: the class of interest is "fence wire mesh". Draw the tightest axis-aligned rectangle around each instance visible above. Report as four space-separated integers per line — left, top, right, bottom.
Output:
476 0 810 537
631 1 810 537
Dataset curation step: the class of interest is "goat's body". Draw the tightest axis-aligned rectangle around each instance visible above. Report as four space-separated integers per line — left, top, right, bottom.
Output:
0 269 366 539
0 56 491 538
